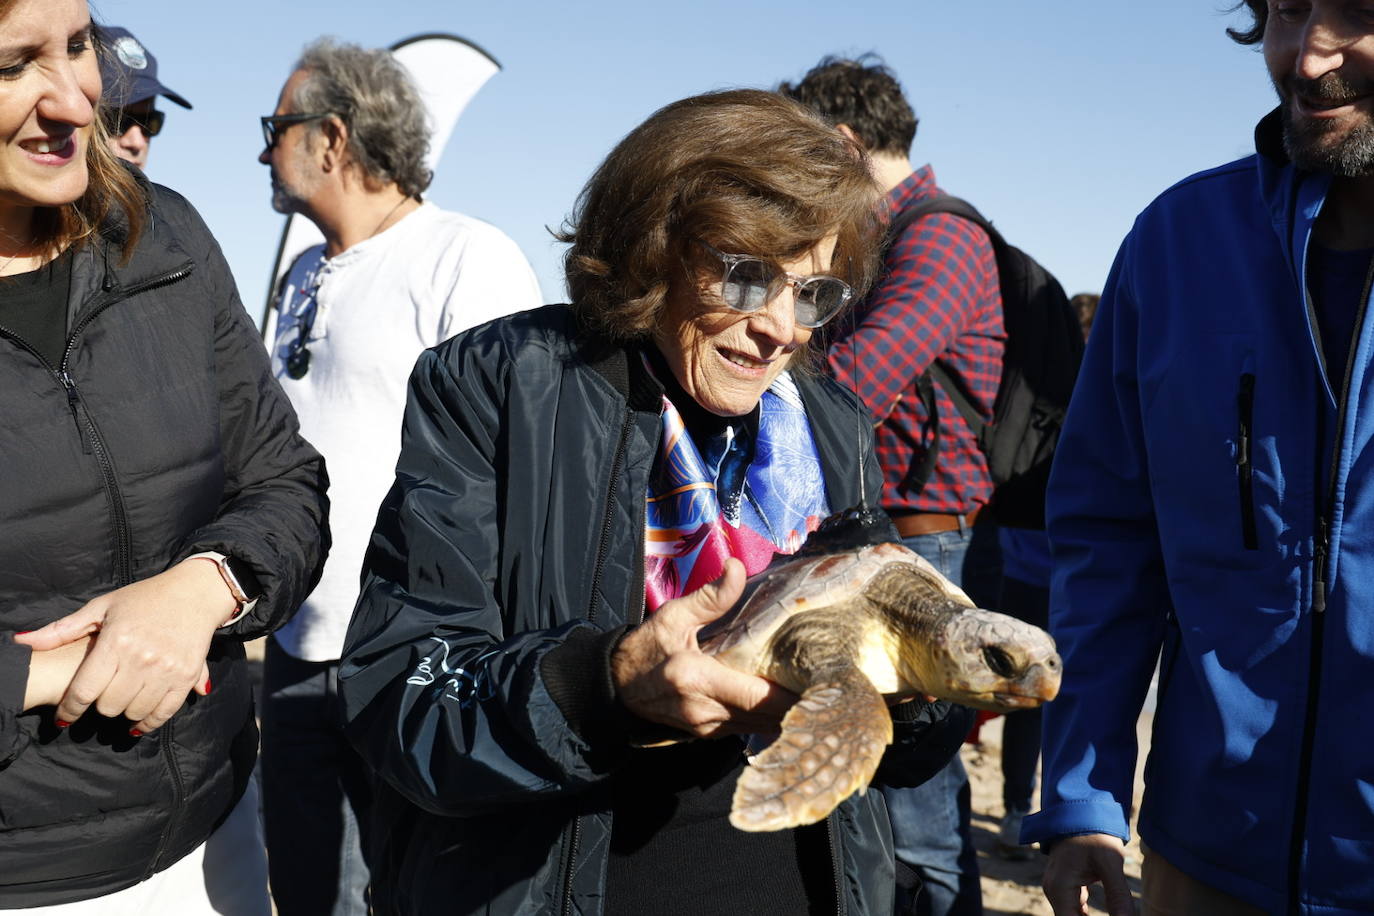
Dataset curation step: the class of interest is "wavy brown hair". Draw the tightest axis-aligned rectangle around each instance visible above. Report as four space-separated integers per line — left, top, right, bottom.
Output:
12 10 149 259
558 89 883 346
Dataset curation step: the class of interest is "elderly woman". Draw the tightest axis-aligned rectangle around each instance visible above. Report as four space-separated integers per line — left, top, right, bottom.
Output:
0 0 328 910
341 89 972 914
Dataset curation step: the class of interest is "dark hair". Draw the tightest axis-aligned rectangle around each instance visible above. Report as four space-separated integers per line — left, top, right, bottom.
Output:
292 38 432 198
1070 292 1100 340
7 12 148 260
777 54 916 157
558 89 883 345
1227 0 1266 45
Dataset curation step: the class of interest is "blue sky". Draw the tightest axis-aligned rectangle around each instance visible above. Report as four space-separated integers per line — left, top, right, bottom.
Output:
92 0 1278 323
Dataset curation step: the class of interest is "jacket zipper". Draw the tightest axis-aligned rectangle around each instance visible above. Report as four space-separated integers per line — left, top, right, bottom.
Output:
558 814 584 916
1236 373 1258 550
827 813 846 915
1285 254 1374 912
53 265 196 589
74 263 199 878
145 720 187 879
0 325 77 443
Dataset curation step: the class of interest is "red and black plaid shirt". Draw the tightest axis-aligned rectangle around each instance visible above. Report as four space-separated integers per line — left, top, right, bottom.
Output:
827 166 1005 516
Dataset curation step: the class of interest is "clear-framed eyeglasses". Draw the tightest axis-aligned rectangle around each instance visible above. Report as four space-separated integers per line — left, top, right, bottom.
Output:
697 241 853 329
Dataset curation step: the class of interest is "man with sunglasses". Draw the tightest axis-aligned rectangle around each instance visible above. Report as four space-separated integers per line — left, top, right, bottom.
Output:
258 38 540 916
96 25 190 170
782 56 1005 916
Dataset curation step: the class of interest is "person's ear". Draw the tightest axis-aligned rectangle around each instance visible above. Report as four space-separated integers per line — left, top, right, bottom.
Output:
319 116 349 173
835 123 861 146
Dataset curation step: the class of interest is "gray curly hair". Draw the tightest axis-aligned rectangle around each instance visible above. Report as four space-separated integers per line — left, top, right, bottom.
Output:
292 38 432 198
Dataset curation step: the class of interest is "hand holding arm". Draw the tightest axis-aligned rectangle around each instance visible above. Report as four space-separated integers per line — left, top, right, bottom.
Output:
611 559 796 738
16 559 224 732
22 637 94 711
1041 834 1137 916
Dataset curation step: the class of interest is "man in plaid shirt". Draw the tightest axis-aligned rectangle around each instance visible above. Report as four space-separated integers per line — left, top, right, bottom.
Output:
783 56 1005 916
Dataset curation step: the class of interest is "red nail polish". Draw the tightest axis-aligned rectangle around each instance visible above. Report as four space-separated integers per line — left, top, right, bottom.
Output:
129 728 143 737
15 630 30 635
55 720 70 728
205 677 213 694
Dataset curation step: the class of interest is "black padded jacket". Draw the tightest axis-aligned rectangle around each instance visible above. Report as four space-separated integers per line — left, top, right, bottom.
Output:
340 305 973 915
0 182 329 906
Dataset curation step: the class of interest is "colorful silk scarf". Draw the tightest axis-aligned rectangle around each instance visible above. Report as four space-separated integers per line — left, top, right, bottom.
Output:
644 370 830 612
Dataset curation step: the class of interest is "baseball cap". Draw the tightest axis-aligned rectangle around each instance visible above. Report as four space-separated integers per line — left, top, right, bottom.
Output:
96 25 193 110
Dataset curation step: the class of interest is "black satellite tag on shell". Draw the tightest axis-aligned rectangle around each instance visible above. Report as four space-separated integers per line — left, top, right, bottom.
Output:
795 504 901 557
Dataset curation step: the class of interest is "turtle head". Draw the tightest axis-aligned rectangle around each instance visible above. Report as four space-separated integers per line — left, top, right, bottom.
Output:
904 608 1062 712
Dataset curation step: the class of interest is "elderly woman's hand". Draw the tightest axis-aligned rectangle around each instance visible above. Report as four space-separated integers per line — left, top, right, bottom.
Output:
15 560 226 733
611 558 796 738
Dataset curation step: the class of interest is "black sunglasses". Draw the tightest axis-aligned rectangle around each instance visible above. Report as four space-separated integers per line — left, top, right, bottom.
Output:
284 284 321 380
260 112 332 151
106 108 165 138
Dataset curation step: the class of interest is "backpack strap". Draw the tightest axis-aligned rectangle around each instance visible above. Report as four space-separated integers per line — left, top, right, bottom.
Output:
886 195 1001 494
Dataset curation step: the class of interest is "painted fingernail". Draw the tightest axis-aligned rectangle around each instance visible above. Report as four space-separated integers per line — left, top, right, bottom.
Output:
55 720 70 728
15 630 30 635
129 728 143 737
204 677 213 694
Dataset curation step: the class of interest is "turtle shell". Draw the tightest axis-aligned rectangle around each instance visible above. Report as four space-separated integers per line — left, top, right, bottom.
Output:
698 540 972 673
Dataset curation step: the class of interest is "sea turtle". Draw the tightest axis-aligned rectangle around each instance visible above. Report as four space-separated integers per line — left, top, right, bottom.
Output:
697 507 1062 832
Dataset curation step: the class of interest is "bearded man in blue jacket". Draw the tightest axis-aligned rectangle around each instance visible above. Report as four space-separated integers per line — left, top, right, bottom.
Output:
1022 3 1374 915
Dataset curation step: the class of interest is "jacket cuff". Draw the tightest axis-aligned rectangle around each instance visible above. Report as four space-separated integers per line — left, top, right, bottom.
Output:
540 624 634 749
877 700 976 789
0 635 33 765
1020 799 1131 846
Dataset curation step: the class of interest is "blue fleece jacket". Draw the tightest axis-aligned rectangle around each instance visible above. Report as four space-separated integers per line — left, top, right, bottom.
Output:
1022 111 1374 916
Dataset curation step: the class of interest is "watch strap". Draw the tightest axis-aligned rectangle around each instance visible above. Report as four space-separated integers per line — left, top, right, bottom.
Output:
186 551 260 627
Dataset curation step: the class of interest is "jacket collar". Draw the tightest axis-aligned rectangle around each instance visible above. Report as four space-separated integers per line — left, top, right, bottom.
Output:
575 330 665 414
1253 106 1333 288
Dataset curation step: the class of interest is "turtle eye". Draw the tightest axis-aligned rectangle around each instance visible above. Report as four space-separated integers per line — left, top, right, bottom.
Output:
983 646 1017 678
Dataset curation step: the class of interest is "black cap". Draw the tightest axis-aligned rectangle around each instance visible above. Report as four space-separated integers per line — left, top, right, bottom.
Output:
96 26 192 110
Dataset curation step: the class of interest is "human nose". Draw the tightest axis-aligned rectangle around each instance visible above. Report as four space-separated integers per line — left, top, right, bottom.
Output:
38 60 95 128
1294 12 1357 80
748 283 803 347
124 126 149 154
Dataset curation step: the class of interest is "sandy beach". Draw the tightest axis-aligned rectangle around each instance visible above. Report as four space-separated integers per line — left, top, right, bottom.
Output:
964 710 1149 915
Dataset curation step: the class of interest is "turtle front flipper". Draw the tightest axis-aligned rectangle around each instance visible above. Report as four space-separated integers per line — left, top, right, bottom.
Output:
729 666 892 831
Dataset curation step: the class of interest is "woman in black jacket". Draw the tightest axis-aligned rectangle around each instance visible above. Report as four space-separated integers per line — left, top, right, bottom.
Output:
0 0 328 908
341 89 973 915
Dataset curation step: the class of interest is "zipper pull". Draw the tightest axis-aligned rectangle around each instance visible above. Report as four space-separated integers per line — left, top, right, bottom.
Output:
59 371 92 455
1313 518 1328 614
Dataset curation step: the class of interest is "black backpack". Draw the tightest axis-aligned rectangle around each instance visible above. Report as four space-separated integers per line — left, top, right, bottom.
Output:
889 195 1084 529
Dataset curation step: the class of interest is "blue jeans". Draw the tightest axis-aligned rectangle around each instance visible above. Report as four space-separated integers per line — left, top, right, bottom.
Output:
260 638 372 916
884 522 1001 916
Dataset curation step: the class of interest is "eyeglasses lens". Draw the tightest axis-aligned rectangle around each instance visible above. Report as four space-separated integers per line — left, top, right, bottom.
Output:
106 109 164 138
796 279 850 326
722 259 774 312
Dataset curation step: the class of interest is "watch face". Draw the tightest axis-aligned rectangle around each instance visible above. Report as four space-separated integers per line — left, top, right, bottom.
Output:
225 556 263 602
